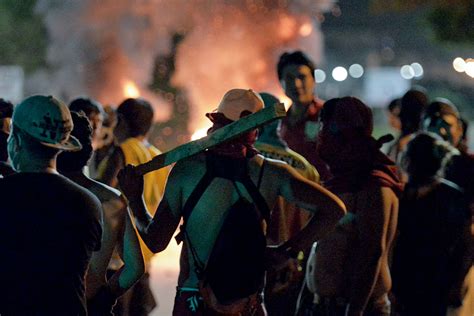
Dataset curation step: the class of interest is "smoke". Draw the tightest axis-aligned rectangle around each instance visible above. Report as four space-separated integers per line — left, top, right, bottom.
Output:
32 0 334 127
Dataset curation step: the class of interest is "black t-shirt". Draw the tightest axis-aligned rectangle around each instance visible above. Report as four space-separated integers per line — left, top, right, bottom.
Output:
392 179 470 304
0 172 102 315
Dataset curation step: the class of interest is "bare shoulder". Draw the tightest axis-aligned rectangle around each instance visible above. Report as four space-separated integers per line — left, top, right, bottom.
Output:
355 185 398 215
87 178 122 203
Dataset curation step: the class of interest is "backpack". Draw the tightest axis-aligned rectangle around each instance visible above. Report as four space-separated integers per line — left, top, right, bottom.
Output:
176 153 270 314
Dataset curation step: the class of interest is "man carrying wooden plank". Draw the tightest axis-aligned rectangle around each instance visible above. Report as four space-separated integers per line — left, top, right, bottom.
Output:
118 88 346 315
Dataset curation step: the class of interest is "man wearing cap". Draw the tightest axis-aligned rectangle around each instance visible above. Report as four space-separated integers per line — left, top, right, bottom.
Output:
118 88 346 315
0 95 102 315
422 99 474 314
277 51 331 182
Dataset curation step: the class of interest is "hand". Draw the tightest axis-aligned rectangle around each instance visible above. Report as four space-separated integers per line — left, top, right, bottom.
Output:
265 246 300 293
117 164 144 203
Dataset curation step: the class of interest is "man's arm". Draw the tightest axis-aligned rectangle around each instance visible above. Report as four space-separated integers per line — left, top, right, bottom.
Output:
118 163 181 253
275 162 346 253
97 147 125 187
346 186 395 316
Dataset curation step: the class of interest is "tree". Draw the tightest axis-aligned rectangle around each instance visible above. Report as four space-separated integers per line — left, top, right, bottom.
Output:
0 0 47 72
371 0 474 44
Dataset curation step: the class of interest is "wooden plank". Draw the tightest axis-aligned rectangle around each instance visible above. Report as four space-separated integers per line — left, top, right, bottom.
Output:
135 103 286 175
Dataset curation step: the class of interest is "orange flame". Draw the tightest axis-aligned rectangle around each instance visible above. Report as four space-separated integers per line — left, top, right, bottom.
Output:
191 126 210 140
299 22 313 37
123 80 140 98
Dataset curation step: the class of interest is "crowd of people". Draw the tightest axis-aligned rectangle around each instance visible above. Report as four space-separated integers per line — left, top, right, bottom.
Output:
0 50 472 316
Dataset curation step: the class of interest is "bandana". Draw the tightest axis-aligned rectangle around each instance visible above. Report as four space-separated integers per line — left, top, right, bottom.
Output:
206 111 259 159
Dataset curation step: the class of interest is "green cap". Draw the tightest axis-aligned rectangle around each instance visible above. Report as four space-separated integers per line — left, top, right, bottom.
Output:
13 95 82 151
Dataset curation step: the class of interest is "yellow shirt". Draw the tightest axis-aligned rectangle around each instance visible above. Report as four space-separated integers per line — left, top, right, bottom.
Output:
120 137 170 263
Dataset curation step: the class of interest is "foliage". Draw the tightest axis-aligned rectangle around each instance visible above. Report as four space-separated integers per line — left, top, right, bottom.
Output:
0 0 47 72
370 0 474 44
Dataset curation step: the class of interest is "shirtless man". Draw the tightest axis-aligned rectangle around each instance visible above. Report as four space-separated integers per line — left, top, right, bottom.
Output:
302 97 403 316
57 111 144 315
118 89 346 315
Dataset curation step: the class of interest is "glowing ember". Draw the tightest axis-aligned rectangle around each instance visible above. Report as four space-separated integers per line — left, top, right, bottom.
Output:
299 22 313 37
123 80 140 98
191 127 210 140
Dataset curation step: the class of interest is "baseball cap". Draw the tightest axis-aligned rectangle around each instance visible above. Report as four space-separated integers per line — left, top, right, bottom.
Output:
12 95 82 151
424 98 460 119
216 89 264 121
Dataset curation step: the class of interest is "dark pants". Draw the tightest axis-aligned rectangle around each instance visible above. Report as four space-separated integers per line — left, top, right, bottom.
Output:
172 288 267 316
112 272 156 316
297 293 391 316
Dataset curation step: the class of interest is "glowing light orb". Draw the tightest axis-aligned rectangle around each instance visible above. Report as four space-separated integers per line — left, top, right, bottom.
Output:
453 57 466 73
299 22 313 37
332 66 348 82
348 64 364 78
400 65 415 80
314 69 326 83
411 62 424 78
465 59 474 78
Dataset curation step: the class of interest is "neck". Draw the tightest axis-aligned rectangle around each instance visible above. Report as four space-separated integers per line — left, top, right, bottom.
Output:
62 169 90 185
18 158 58 174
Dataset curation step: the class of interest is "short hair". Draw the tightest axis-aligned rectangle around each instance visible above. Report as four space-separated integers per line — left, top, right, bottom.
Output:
401 132 455 179
57 111 93 172
399 87 429 136
277 51 316 81
117 98 154 137
69 97 104 118
387 98 401 114
0 99 14 119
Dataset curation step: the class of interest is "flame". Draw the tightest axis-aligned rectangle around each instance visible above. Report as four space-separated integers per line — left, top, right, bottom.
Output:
123 80 140 98
299 22 313 37
276 93 293 110
191 126 210 140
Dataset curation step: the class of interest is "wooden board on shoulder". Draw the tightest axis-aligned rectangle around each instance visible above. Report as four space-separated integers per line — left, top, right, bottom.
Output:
135 103 287 175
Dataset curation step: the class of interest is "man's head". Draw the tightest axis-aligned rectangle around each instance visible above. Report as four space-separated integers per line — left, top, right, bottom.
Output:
277 51 316 105
207 89 264 157
115 98 154 143
386 98 401 132
399 87 429 136
317 97 374 167
401 132 455 181
215 88 264 121
69 97 105 146
57 112 93 173
0 99 14 162
0 98 14 134
422 98 463 147
8 95 81 171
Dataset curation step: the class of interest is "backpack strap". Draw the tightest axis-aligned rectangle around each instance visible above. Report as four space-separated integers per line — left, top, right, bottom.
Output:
240 175 271 223
175 168 214 244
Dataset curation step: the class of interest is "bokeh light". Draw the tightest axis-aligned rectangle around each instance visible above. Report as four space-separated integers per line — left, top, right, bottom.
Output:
332 66 348 81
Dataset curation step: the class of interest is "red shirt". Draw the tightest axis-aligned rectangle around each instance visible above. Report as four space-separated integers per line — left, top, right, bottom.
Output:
280 98 332 181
